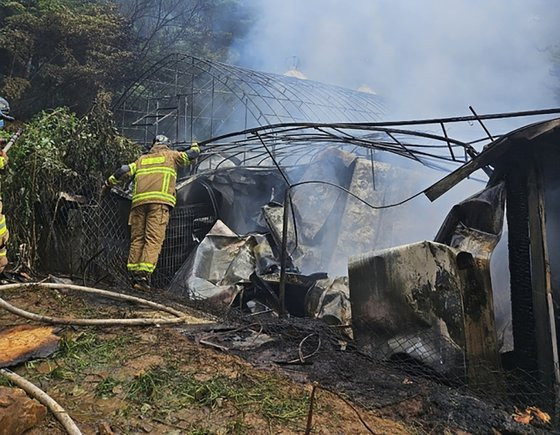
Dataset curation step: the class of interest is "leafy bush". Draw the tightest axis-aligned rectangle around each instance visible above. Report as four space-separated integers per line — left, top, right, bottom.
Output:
1 92 140 266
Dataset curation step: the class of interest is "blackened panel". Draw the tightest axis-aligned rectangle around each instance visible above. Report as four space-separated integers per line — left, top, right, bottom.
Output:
505 149 537 373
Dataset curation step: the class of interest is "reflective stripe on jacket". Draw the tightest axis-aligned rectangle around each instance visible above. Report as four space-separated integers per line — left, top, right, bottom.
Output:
130 144 192 209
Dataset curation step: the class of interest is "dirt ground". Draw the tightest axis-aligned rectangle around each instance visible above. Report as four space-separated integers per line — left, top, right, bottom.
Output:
0 281 551 434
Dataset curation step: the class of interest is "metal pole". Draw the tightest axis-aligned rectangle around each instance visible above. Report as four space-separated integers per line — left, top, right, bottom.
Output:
176 96 180 145
244 96 248 130
469 106 494 141
175 62 179 144
155 100 160 136
440 122 456 161
184 95 188 143
279 189 290 317
255 133 291 187
210 78 215 138
190 58 195 143
369 148 376 191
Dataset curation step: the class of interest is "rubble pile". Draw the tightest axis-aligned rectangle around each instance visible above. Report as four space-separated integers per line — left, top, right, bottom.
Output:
168 148 422 331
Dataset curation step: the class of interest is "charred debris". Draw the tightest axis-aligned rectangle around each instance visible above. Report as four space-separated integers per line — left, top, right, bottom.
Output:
32 103 560 430
44 107 556 417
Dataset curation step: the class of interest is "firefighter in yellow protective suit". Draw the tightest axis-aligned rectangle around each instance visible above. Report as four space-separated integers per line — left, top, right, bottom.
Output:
106 135 200 290
0 96 13 273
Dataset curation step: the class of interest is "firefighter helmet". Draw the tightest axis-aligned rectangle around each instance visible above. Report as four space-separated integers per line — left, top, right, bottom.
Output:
153 134 170 146
0 97 13 123
0 97 9 115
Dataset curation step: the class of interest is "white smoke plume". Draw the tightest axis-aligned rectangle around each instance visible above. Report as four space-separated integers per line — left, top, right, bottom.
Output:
228 1 559 337
231 0 560 123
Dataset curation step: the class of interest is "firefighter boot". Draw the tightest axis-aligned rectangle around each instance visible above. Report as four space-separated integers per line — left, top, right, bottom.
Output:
133 273 151 292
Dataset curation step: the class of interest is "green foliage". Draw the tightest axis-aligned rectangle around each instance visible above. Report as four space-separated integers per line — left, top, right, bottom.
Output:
2 94 140 264
95 376 120 398
126 365 308 424
0 0 135 117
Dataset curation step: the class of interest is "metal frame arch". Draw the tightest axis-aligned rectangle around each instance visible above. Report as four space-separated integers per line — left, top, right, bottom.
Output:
113 53 386 147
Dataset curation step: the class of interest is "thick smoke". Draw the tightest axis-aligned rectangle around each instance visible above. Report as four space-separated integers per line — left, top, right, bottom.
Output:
227 1 559 342
231 0 560 123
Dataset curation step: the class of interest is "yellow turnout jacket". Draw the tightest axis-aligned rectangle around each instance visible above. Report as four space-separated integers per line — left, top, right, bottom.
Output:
108 143 199 209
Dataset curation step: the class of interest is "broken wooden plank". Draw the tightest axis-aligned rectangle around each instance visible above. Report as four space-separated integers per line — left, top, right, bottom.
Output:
425 119 560 201
527 163 559 412
0 325 60 368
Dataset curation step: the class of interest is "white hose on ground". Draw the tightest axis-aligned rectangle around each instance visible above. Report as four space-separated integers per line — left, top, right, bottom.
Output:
0 282 211 326
0 283 214 434
0 368 82 435
0 282 186 316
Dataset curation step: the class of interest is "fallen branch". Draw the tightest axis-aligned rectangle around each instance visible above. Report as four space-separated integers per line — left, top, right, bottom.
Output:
305 384 317 435
198 339 229 352
318 386 375 434
0 368 82 435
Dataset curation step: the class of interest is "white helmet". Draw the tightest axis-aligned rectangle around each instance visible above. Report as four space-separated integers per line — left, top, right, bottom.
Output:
153 134 170 146
0 97 9 114
0 97 13 122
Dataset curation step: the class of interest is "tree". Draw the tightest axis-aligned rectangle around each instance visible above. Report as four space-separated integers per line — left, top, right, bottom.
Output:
0 0 253 118
0 0 136 117
116 0 253 63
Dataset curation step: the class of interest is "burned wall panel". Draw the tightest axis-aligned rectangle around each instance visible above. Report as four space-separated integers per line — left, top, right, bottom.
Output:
505 147 538 374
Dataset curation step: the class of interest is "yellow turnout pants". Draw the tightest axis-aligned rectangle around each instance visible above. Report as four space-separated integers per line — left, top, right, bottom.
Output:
127 203 170 276
0 201 8 273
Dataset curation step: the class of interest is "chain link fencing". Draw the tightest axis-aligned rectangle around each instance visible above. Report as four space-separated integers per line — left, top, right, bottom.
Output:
34 181 216 289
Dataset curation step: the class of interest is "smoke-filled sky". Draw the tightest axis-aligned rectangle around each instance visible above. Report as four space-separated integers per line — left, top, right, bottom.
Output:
231 0 560 121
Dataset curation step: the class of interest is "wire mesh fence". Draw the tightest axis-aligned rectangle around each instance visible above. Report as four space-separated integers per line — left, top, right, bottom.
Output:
36 183 216 289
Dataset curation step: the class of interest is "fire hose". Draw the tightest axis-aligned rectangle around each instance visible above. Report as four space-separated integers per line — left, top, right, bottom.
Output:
2 128 23 154
0 282 214 434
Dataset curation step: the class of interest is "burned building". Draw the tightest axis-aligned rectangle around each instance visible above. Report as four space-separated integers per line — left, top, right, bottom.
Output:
40 54 560 418
424 118 560 410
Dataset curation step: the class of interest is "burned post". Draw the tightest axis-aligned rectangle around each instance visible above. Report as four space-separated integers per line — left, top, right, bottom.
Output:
279 188 291 317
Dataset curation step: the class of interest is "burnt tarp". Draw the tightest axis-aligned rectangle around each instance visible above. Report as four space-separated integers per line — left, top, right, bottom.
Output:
169 220 278 305
286 148 356 274
349 183 506 379
176 167 294 235
434 182 505 257
305 276 352 336
169 217 353 325
330 156 424 276
288 148 427 277
435 182 511 354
